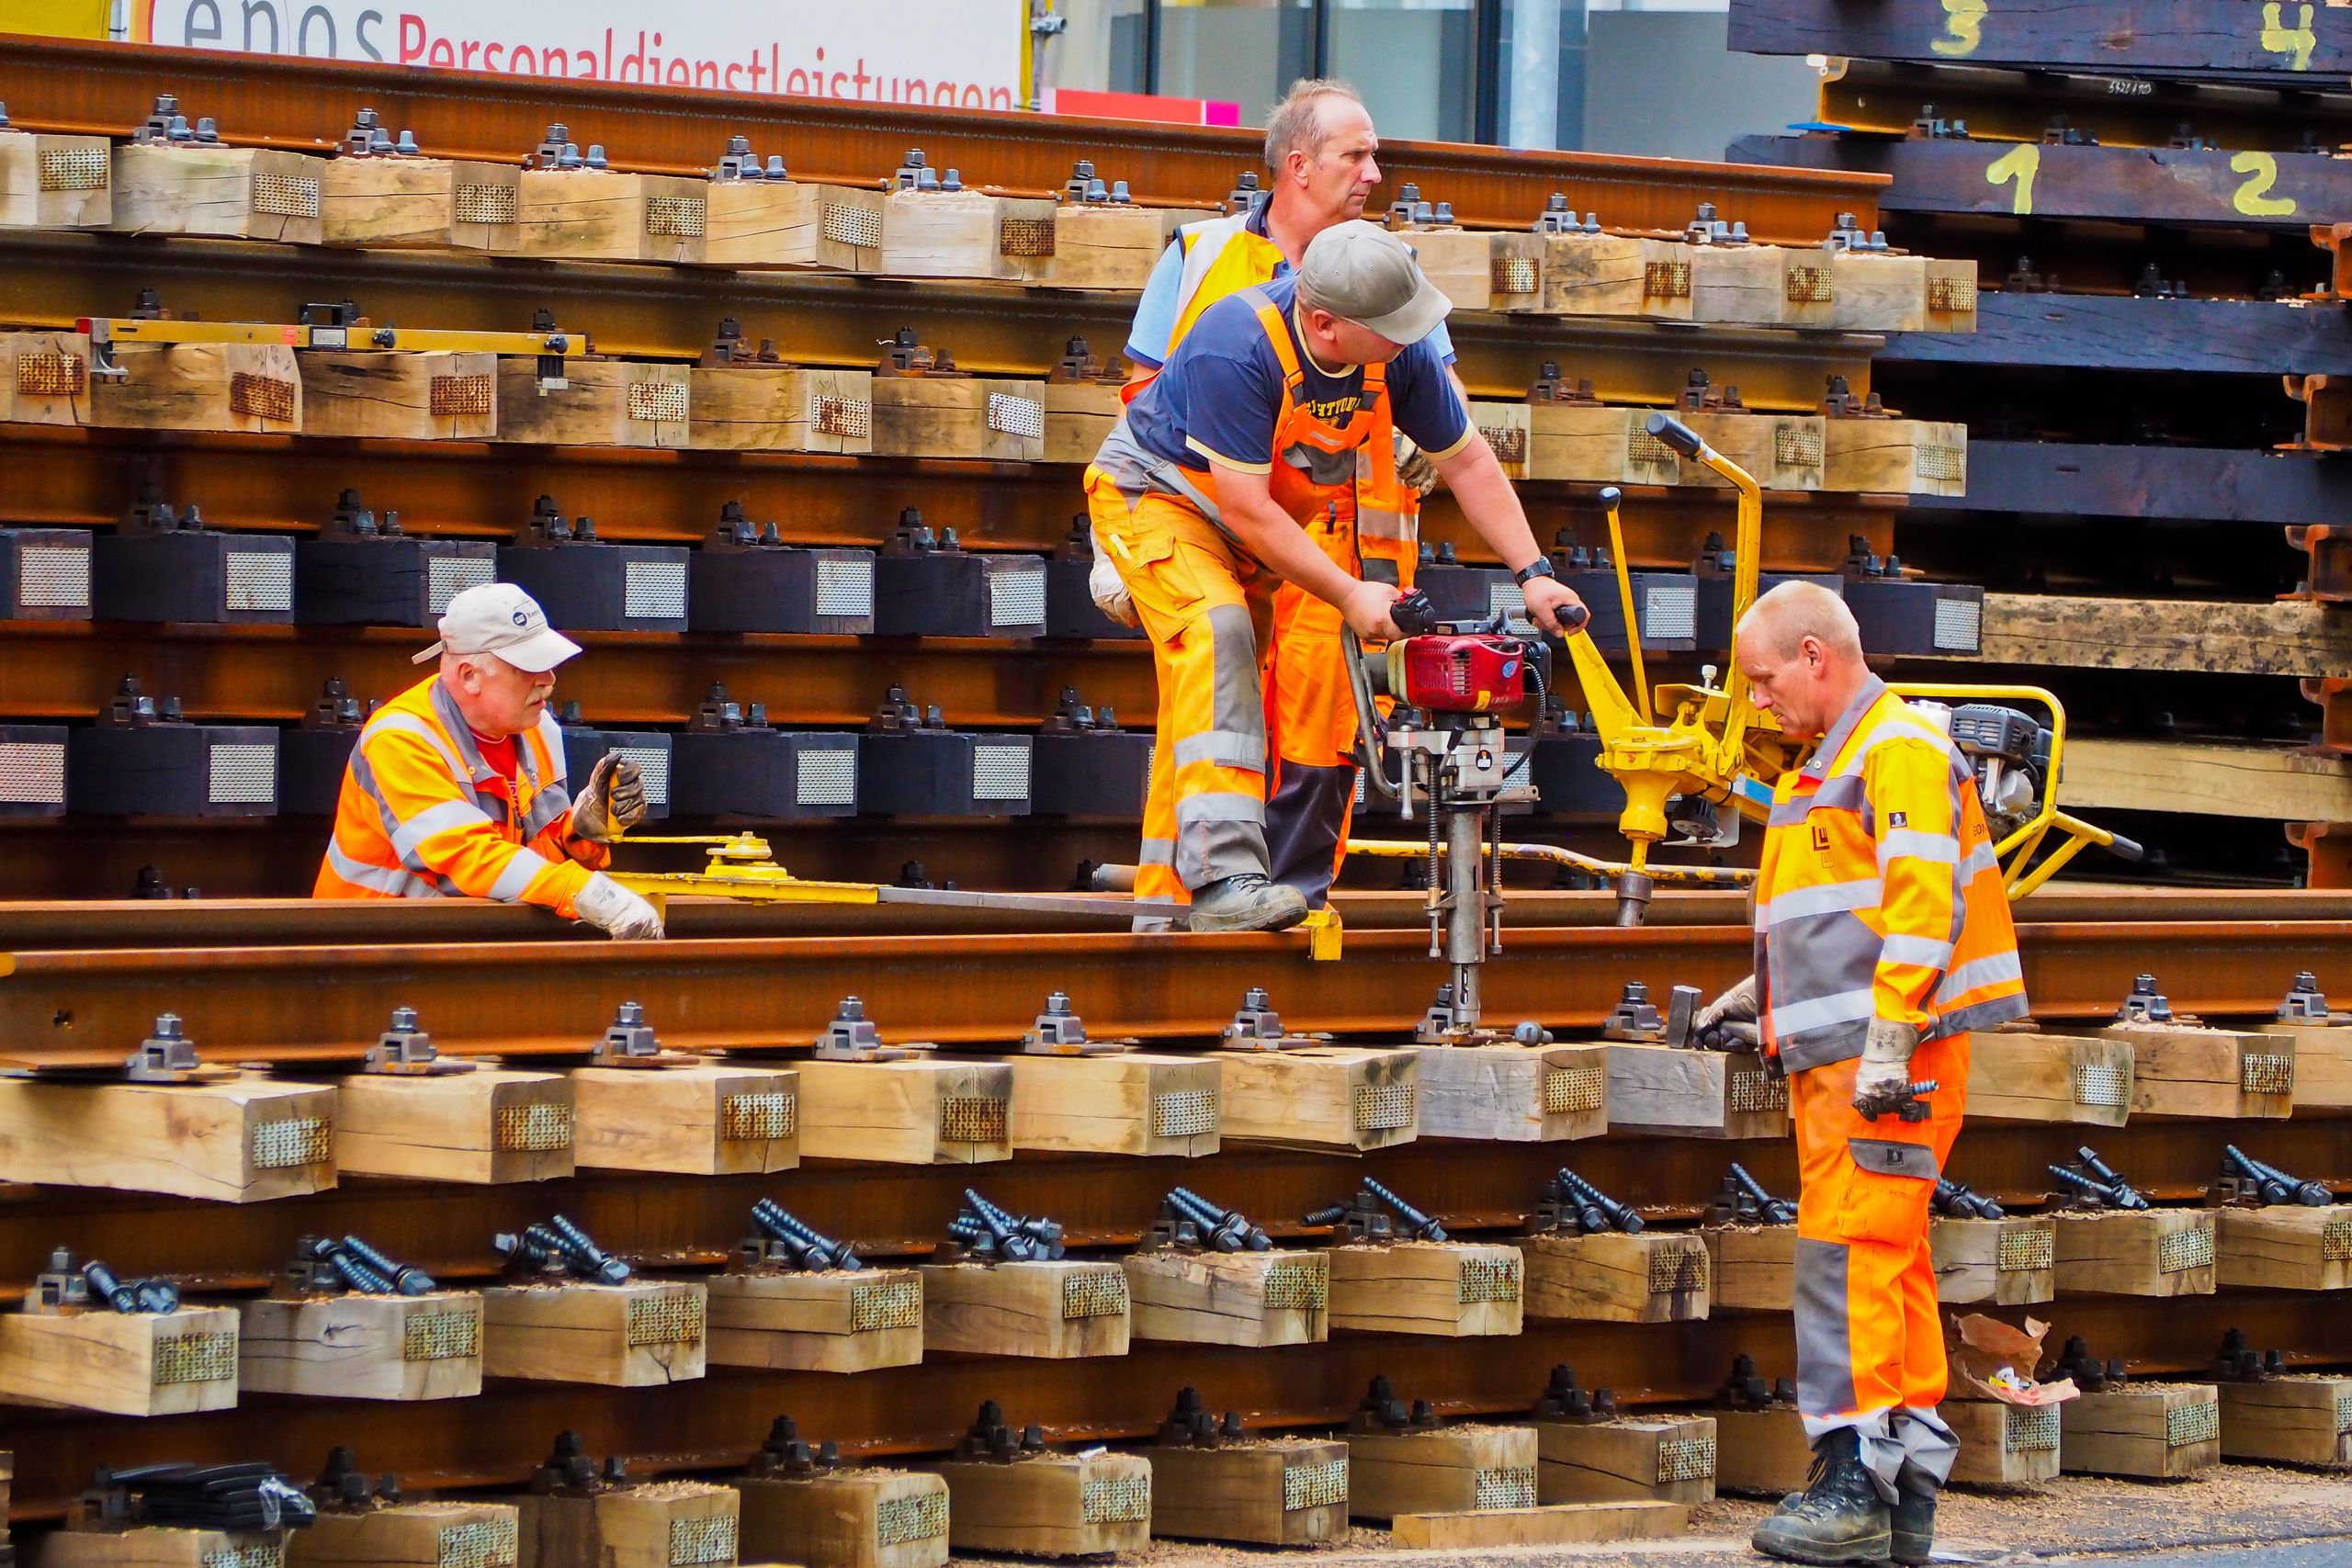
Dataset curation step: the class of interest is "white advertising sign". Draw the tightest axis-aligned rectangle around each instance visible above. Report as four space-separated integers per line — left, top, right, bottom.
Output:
131 0 1028 110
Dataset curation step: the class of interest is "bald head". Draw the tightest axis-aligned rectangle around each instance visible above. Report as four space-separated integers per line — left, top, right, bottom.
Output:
1733 581 1872 739
1736 581 1862 660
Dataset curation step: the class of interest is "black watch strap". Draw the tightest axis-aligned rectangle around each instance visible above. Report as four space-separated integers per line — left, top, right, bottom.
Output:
1512 558 1558 587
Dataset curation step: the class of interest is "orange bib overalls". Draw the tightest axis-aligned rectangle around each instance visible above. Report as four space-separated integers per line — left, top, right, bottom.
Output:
1084 288 1396 905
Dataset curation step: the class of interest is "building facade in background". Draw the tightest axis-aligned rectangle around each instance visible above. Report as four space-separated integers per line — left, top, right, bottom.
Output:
47 0 1816 161
1038 0 1817 162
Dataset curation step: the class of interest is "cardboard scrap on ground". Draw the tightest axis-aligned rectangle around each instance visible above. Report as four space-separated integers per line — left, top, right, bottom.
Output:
1946 1313 2079 1406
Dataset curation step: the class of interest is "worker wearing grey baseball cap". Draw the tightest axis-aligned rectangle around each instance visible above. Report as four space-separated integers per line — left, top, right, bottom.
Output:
1295 218 1454 349
1083 218 1583 932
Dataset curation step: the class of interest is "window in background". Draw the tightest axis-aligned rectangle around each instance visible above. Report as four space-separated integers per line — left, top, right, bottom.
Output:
1328 0 1479 145
1042 0 1151 96
1497 0 1585 151
1156 0 1316 123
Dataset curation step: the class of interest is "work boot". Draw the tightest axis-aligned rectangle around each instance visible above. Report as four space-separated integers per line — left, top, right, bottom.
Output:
1186 874 1309 933
1888 1462 1936 1566
1750 1427 1891 1565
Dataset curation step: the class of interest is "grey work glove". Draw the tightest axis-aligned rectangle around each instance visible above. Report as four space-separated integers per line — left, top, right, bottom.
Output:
573 871 664 941
1087 525 1142 628
1395 431 1440 497
1853 1016 1923 1117
1693 973 1758 1051
571 752 645 843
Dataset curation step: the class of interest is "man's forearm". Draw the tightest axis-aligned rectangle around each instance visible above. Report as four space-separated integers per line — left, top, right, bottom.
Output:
1224 493 1363 607
1440 444 1545 572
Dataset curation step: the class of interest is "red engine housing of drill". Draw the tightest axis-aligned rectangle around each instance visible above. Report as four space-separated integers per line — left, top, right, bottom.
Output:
1391 633 1527 713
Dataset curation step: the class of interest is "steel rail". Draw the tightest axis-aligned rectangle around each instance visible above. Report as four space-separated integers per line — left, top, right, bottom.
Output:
5 885 2336 947
0 818 1161 907
1823 60 2352 154
0 230 1884 412
0 1285 2323 1517
0 37 1883 243
0 429 1895 576
0 623 1158 728
0 1119 2332 1307
1 914 2345 1060
0 1115 2337 1511
1727 0 2352 85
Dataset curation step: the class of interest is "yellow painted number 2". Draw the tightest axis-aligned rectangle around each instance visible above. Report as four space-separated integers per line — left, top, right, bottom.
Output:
1984 143 2039 215
1932 0 1986 57
2231 151 2299 217
2261 2 2315 71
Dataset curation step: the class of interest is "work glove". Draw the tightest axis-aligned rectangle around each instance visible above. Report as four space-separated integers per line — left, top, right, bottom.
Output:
1087 526 1141 628
1693 973 1758 1051
570 753 646 843
1852 1016 1923 1117
1395 431 1440 498
572 872 665 941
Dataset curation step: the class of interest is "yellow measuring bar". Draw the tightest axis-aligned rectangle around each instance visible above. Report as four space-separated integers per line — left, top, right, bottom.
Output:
78 316 591 357
606 832 885 908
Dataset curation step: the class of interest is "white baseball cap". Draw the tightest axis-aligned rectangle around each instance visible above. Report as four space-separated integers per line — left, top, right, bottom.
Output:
1297 219 1452 346
413 582 582 672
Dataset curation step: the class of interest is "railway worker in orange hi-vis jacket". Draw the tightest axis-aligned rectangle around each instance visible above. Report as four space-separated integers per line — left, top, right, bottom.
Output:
314 581 663 940
1084 220 1585 933
1694 581 2028 1567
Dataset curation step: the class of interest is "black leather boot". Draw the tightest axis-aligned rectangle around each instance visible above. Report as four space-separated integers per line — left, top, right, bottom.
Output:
1889 1461 1937 1566
1751 1427 1891 1564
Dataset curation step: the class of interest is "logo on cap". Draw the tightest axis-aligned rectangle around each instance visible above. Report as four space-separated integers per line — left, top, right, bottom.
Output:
512 607 530 626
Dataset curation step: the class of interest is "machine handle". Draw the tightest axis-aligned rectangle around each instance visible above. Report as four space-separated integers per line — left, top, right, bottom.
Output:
1390 588 1440 637
2106 832 2145 863
1644 412 1703 457
1557 603 1589 632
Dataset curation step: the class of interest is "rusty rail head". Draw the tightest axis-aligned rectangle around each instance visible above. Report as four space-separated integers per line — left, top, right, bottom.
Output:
4 904 2350 1062
0 36 1883 242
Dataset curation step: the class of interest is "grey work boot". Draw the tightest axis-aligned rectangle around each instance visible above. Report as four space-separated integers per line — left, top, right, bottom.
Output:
1889 1461 1937 1566
1751 1427 1891 1565
1186 874 1309 933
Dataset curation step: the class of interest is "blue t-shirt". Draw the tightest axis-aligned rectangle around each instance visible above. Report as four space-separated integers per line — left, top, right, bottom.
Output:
1125 204 1457 369
1122 273 1474 482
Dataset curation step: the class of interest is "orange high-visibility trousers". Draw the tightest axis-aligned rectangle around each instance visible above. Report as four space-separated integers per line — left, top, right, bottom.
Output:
1261 502 1365 908
1085 469 1279 909
1790 1032 1969 1491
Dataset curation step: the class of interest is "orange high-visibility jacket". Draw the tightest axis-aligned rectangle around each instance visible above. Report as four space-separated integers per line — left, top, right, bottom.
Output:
1755 677 2028 1073
313 675 606 915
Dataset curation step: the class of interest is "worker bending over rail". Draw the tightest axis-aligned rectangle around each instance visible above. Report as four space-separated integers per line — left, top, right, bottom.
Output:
1084 220 1583 932
314 582 662 940
1696 582 2026 1566
1101 78 1447 911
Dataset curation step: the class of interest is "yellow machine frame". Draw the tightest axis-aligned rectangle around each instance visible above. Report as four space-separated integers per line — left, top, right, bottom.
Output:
1559 412 2124 899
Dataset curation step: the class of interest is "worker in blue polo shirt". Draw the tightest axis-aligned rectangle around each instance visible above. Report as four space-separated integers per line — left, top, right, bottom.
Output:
1085 220 1584 932
1102 81 1455 914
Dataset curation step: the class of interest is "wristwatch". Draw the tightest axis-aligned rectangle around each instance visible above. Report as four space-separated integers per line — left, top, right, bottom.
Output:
1512 558 1558 587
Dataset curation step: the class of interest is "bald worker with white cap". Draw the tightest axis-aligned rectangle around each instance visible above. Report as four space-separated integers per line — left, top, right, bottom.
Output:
314 581 663 939
1083 219 1584 931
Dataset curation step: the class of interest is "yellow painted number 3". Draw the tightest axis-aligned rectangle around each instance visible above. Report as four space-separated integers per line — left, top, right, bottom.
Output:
1984 143 2039 215
1932 0 1985 57
2232 151 2299 217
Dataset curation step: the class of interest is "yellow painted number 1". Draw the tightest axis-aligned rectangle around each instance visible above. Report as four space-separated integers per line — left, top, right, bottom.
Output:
1984 143 2039 215
2231 151 2299 216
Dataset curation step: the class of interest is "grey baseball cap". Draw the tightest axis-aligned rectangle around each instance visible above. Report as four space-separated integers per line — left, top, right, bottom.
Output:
1296 219 1452 346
